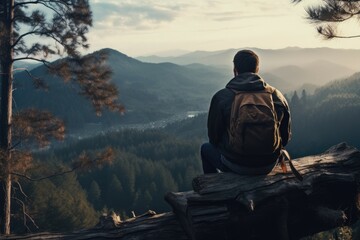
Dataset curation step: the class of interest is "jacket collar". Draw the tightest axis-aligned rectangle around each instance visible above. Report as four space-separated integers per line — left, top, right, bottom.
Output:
226 72 266 91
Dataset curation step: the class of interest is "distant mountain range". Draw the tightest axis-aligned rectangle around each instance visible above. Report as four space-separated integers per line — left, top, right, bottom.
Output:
137 47 360 71
13 47 360 134
14 61 40 71
13 48 227 131
138 47 360 93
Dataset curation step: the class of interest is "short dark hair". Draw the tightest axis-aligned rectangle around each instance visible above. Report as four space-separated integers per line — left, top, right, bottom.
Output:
233 50 259 73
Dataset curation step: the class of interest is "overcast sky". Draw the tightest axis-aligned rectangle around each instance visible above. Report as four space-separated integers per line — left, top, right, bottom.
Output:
87 0 360 57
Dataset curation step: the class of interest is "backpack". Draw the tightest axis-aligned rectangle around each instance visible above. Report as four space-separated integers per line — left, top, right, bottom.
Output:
228 86 281 156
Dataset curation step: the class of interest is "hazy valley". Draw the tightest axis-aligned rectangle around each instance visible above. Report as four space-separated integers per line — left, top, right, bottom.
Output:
139 47 360 94
13 47 360 136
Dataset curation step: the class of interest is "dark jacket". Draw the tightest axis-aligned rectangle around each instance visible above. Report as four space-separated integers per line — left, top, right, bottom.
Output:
207 72 291 167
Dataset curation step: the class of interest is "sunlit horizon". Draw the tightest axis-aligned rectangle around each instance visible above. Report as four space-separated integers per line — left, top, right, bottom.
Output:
87 0 360 57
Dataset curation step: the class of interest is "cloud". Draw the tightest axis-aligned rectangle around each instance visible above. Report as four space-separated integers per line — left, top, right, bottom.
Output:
90 0 292 30
91 1 183 29
203 1 292 22
211 12 289 22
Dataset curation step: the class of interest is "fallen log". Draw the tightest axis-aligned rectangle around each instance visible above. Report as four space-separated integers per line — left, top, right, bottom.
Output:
2 142 360 239
165 142 360 240
2 211 188 240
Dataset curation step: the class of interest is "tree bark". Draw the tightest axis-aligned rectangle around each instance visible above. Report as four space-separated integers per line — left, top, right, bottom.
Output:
2 212 189 240
0 0 15 235
165 142 360 240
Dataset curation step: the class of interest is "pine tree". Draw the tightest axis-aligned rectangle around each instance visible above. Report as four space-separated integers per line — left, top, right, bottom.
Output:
88 180 101 208
291 91 300 109
0 0 122 234
292 0 360 39
108 174 122 209
301 89 307 105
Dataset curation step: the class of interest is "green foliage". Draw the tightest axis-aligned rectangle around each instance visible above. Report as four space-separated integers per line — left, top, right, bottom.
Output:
88 180 101 208
293 0 360 39
27 127 202 231
286 73 360 157
24 172 98 232
164 113 207 140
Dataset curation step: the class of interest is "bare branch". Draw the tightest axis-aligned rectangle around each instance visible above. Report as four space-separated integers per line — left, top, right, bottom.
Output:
13 197 31 232
14 181 28 198
13 109 65 147
12 30 42 48
317 24 360 38
335 35 360 38
9 141 21 151
13 1 68 26
14 0 71 9
324 33 360 38
14 68 49 90
43 32 67 47
294 0 360 39
14 1 43 8
13 196 39 231
11 168 79 182
307 6 356 23
11 151 33 176
27 2 66 18
11 148 115 181
12 30 65 52
54 52 125 114
24 212 39 230
12 57 50 66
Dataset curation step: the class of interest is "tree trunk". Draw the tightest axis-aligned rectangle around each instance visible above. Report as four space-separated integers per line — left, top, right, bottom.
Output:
0 0 15 235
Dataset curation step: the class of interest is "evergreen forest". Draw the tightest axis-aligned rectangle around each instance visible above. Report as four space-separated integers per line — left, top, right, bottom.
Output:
13 127 204 232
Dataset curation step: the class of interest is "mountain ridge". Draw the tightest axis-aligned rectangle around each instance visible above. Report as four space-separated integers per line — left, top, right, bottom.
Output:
137 47 360 71
13 48 227 132
13 47 360 135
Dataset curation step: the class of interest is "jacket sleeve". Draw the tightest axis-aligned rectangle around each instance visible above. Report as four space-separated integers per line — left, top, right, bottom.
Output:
207 93 225 146
273 90 292 147
280 105 291 147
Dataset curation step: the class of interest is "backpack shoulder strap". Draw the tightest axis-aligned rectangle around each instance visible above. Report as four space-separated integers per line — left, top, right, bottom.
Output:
280 149 303 181
264 85 276 94
228 86 275 95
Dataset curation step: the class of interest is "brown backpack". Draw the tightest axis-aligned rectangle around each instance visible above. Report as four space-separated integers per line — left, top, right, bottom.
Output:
228 86 281 156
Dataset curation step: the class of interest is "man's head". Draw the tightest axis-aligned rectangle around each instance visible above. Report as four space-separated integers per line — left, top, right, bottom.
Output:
233 50 259 75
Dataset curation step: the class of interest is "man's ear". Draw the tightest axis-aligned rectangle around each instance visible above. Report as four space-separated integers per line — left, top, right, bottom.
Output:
233 68 238 77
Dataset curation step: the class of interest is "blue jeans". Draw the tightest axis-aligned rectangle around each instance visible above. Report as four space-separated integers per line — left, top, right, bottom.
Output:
200 143 278 175
200 143 229 174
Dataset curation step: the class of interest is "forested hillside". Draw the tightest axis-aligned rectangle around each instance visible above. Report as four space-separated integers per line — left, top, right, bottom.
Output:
288 72 360 157
15 129 203 233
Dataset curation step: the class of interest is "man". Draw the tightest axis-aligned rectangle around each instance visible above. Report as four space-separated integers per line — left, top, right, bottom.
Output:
201 50 291 174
